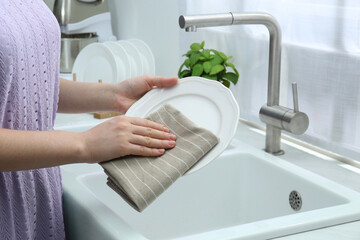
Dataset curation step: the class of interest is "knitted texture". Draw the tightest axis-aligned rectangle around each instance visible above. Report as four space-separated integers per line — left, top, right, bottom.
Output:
0 0 65 239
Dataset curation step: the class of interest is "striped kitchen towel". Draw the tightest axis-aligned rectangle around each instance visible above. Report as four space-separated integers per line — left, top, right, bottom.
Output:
100 104 219 212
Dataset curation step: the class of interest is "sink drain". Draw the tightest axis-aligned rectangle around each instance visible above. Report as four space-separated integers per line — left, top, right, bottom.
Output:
289 190 302 211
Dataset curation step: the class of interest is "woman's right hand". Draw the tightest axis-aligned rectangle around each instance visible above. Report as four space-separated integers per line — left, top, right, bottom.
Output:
79 116 176 164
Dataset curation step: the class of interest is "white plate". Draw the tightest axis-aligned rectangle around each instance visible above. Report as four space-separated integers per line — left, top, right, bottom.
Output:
117 40 143 77
126 77 239 175
129 39 155 75
104 41 131 82
72 43 118 84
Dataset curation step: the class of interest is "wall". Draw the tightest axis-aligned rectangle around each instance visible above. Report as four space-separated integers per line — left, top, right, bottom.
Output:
108 0 181 77
43 0 54 11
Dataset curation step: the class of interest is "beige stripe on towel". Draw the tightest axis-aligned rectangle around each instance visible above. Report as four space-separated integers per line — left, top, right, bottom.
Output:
100 104 219 212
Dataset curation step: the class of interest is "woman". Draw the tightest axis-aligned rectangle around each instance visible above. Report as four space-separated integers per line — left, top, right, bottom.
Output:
0 0 177 239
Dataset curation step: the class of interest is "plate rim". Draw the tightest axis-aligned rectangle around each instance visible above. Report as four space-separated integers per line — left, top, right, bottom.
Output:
128 38 156 76
117 40 144 77
126 76 239 175
103 41 132 81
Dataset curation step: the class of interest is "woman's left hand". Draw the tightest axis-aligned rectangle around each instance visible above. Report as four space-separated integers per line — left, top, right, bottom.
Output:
113 75 178 114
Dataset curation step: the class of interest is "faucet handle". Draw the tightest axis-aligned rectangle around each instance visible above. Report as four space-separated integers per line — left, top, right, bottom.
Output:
292 82 299 112
259 82 309 135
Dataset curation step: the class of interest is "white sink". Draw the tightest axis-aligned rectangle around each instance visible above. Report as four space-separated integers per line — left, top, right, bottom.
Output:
61 137 360 240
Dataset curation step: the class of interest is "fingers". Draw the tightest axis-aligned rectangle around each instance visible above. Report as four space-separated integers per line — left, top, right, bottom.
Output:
129 117 170 133
129 117 176 140
145 76 178 88
132 125 176 141
130 135 176 149
127 117 176 156
103 116 177 158
129 145 166 157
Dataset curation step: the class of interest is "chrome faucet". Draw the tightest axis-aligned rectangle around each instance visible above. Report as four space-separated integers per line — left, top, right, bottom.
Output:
179 12 309 155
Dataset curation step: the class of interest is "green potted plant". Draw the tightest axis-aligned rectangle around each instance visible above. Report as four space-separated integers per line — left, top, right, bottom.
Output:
178 41 239 88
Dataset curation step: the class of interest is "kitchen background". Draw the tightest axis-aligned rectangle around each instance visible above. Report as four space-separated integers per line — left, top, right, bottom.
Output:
44 0 360 162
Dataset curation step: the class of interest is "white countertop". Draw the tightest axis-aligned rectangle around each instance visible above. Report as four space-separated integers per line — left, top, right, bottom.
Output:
54 113 360 240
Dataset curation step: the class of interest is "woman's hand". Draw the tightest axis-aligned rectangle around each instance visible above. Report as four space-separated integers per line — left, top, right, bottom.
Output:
57 75 178 163
114 75 178 114
80 115 177 163
58 75 177 114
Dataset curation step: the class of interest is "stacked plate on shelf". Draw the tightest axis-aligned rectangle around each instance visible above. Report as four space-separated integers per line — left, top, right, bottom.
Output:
72 39 155 83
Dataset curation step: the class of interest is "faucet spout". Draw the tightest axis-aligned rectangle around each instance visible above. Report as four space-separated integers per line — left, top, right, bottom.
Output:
179 12 308 155
179 12 282 106
179 13 234 30
232 13 282 107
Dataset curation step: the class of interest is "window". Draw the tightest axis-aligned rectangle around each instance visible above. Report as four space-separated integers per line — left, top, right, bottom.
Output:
181 0 360 160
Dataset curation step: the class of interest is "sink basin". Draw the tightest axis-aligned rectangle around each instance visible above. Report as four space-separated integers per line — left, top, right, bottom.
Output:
61 143 360 240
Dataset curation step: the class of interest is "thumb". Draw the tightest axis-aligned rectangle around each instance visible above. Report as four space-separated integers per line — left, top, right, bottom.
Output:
147 76 178 88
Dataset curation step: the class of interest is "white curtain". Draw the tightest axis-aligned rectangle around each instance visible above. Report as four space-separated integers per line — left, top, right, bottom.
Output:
180 0 360 160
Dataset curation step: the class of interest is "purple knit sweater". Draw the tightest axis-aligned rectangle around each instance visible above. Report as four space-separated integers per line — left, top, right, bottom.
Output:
0 0 65 239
